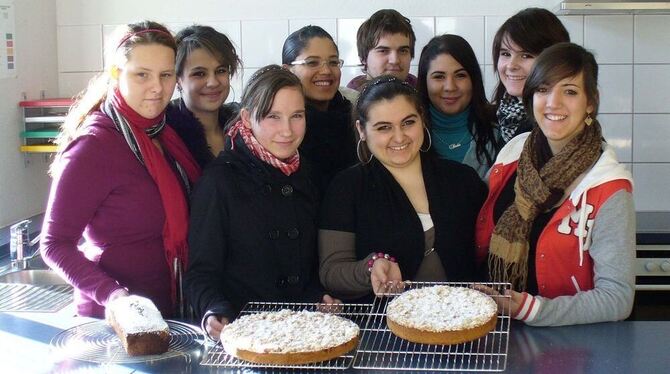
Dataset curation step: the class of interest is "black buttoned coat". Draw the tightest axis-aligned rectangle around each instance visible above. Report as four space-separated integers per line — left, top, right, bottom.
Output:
185 136 323 322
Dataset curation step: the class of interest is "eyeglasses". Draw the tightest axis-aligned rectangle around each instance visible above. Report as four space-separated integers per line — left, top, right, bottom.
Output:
290 58 344 70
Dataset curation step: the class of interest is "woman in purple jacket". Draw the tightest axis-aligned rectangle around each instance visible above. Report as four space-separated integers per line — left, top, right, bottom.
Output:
41 21 200 318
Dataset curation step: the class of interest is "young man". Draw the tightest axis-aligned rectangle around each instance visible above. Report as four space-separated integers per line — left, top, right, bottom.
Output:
347 9 418 91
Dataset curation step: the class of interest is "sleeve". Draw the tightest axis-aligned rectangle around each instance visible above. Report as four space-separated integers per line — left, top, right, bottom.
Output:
318 170 373 299
40 134 126 306
184 166 236 321
518 190 636 326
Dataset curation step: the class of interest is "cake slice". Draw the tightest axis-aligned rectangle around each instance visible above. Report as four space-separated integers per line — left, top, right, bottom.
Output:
105 295 170 356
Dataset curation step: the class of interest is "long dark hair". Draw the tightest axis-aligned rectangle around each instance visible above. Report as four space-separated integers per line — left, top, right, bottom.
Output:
417 34 500 166
491 7 570 103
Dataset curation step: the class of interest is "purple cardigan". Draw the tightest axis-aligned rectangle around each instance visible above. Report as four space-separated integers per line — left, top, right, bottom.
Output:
41 111 172 318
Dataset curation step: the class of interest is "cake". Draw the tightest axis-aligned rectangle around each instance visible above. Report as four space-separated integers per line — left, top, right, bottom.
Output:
105 295 170 356
220 309 359 365
386 285 498 345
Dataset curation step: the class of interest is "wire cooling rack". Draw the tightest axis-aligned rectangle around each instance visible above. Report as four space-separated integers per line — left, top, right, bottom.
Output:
50 320 205 364
352 281 511 372
200 301 371 370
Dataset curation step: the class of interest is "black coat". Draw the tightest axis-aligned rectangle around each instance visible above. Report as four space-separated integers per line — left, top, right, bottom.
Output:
185 136 323 321
166 98 239 169
300 91 358 193
320 153 487 301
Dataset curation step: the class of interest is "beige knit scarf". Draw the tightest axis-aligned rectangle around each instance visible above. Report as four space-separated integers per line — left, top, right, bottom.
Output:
489 120 602 291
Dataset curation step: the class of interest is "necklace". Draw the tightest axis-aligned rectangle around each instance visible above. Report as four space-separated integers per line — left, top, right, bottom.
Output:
433 130 471 150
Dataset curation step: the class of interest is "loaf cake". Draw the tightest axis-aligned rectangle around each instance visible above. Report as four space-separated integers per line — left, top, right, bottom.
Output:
220 309 359 365
386 285 497 345
105 295 170 356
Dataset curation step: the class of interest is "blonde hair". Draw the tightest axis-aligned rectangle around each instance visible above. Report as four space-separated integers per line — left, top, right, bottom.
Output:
53 21 176 162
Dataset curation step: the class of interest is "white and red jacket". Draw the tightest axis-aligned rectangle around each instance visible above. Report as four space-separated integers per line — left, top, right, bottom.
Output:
476 133 635 325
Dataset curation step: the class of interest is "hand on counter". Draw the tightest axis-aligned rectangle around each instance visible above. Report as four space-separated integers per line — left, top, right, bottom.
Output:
205 315 230 341
371 259 403 295
474 284 524 317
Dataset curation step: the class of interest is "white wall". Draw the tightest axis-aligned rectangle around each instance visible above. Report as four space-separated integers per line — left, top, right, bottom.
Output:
48 0 670 213
0 0 57 227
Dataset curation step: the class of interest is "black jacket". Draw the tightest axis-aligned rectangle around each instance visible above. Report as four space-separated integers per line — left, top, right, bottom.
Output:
166 98 239 169
185 136 323 321
300 91 358 193
320 153 487 301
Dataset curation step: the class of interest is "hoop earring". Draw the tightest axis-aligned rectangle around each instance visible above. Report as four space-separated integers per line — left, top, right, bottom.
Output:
584 113 593 126
357 139 373 164
229 85 237 103
420 125 432 152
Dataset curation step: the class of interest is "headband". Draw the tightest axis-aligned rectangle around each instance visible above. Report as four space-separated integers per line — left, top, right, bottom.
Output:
116 28 173 50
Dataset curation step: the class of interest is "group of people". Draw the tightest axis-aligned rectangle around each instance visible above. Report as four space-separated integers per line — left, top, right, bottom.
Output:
40 7 635 340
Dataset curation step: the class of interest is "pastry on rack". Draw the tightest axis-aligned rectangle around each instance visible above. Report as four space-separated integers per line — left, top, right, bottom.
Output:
386 285 498 345
105 295 170 356
220 309 359 364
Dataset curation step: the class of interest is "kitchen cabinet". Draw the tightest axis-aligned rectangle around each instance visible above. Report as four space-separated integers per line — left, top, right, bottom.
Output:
19 98 73 153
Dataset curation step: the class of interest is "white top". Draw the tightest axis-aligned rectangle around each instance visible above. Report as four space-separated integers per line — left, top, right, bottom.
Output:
387 285 497 331
105 295 168 334
417 212 434 232
220 309 359 354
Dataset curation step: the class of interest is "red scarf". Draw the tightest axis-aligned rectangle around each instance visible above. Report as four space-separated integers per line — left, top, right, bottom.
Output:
227 120 300 176
109 88 201 306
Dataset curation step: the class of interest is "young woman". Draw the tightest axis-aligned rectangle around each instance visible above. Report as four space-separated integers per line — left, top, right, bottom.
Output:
417 34 501 178
185 66 338 341
492 8 570 143
166 25 241 168
41 21 201 318
282 25 357 191
476 43 635 326
319 76 487 302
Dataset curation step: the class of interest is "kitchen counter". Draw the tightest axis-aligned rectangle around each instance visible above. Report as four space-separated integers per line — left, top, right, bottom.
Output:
1 306 669 373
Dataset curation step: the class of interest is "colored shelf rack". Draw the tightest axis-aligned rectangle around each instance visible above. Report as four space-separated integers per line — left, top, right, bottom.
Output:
19 98 73 154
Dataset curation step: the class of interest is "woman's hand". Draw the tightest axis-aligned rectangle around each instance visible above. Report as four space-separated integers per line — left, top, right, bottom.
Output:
370 259 403 295
318 294 343 313
474 285 525 316
205 315 230 341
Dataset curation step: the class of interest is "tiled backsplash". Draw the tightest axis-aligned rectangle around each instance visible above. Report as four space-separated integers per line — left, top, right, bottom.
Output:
56 14 670 212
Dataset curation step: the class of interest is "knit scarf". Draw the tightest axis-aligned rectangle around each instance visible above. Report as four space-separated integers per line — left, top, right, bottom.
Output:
102 88 201 306
497 93 527 142
488 119 602 291
227 120 300 176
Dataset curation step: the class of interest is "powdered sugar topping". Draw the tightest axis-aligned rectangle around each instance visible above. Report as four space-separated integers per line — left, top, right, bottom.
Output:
105 295 168 334
220 309 359 354
387 286 497 331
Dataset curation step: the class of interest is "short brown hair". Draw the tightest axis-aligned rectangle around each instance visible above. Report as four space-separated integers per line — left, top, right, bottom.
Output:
523 43 599 122
356 9 416 66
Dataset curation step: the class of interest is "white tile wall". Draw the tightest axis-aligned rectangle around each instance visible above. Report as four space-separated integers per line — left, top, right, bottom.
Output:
435 17 486 63
56 13 670 211
409 17 435 65
240 20 288 68
289 19 337 40
598 65 633 113
633 115 670 163
337 18 365 67
584 16 633 64
633 164 670 211
58 25 103 72
634 65 670 113
599 114 632 163
634 15 670 63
